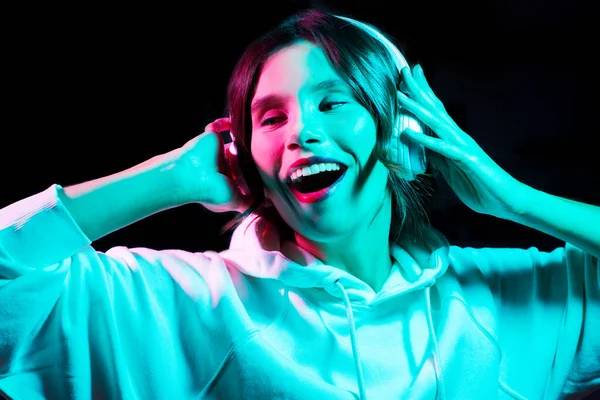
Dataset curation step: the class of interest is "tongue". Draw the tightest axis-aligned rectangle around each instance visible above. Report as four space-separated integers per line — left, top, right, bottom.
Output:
291 170 343 194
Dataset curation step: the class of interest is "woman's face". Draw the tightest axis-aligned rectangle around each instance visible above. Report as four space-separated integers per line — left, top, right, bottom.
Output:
250 40 391 241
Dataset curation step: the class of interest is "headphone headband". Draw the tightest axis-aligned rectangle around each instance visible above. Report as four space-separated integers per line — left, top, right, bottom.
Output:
335 16 409 73
335 15 427 181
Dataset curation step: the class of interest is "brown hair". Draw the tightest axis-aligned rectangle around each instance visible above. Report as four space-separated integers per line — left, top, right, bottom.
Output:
220 8 436 244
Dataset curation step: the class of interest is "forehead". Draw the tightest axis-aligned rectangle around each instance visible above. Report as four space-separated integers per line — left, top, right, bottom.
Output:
254 41 339 96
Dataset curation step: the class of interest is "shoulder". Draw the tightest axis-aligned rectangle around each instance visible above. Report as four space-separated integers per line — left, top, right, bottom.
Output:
447 245 568 277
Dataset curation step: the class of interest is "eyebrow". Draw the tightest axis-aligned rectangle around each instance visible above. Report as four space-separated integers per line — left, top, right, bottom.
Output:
251 78 348 115
313 78 347 92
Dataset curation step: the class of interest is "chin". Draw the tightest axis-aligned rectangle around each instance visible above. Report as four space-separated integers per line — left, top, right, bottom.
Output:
291 215 357 243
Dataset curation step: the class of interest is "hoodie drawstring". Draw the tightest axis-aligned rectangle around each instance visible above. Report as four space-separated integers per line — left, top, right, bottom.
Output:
424 285 445 400
334 281 446 400
335 280 368 400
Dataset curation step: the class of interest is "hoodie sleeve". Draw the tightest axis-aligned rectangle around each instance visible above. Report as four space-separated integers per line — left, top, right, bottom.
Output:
0 185 234 399
453 244 599 399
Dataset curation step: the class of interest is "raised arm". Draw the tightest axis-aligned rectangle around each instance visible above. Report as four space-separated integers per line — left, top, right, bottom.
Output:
397 65 599 257
57 118 253 242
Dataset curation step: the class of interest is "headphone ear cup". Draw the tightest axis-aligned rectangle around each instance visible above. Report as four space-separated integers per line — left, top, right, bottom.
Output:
387 110 428 181
333 15 427 180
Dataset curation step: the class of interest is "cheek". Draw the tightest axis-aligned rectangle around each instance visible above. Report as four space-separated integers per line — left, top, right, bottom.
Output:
344 114 378 156
355 114 378 140
251 136 278 179
250 136 266 168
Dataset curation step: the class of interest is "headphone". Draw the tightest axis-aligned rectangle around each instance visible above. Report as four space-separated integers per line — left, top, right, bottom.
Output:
224 14 428 196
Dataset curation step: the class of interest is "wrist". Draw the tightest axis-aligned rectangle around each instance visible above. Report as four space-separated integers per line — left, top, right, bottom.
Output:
150 149 192 208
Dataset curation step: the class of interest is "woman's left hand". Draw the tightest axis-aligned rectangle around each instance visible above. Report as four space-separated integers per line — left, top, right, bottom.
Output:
398 65 527 220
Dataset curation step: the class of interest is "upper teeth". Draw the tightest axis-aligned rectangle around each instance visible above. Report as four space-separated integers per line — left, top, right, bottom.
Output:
289 162 342 182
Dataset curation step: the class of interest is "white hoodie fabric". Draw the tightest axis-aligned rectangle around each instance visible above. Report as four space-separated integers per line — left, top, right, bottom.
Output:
0 184 598 399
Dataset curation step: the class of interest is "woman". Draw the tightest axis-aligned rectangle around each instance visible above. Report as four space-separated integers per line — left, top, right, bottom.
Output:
1 8 598 400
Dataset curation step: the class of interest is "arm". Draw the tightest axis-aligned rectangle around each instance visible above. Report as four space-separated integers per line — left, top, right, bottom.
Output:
60 122 253 242
398 65 599 397
0 185 224 399
398 65 599 257
59 149 186 242
0 123 250 399
507 184 600 259
451 245 599 398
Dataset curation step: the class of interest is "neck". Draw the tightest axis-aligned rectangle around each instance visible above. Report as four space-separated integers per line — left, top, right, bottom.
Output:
294 194 393 293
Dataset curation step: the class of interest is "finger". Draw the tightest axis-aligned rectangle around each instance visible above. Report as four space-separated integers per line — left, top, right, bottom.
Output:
413 65 444 108
397 91 467 145
412 66 463 132
400 66 437 108
401 128 464 161
411 64 460 129
397 91 451 138
205 117 231 133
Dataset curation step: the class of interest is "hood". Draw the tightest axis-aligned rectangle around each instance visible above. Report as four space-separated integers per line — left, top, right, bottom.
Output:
223 214 450 304
222 214 451 400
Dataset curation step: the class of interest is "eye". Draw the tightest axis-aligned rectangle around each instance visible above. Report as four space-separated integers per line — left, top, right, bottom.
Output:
260 115 285 126
320 101 346 112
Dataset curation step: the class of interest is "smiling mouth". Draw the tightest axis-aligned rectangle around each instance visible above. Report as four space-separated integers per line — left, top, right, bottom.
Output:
287 166 347 194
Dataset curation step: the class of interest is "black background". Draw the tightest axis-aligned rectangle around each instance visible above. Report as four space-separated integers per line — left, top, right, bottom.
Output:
3 0 597 253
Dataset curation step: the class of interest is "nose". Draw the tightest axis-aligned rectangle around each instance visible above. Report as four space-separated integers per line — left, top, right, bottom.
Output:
285 111 323 150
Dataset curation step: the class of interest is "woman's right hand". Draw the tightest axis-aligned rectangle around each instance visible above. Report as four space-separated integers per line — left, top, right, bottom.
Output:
175 118 255 214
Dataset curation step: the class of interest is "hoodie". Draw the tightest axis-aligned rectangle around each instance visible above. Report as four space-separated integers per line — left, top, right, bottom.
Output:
0 184 598 400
